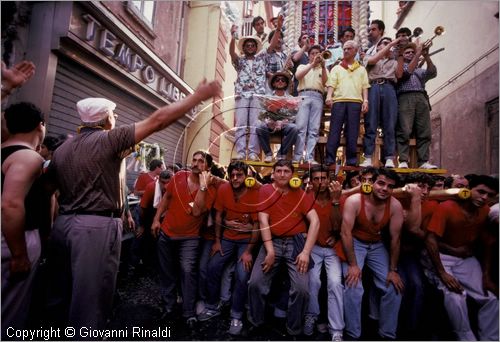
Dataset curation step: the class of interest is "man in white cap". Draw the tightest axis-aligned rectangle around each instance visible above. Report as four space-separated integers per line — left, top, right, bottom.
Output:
229 15 283 161
44 80 221 333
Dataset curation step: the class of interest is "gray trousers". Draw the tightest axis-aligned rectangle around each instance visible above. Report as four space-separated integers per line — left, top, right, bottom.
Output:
46 214 122 331
247 238 309 335
1 230 41 338
396 92 432 163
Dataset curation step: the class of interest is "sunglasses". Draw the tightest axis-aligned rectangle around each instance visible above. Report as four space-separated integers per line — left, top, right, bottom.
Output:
274 77 288 82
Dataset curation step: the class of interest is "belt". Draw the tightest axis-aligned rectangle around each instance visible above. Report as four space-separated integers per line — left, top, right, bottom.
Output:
299 89 323 95
370 78 395 85
64 210 122 218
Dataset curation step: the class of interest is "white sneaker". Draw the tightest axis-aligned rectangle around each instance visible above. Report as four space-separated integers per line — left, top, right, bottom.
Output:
264 155 273 163
228 318 243 335
398 161 409 169
276 154 286 160
359 157 372 167
385 159 395 168
419 161 438 169
248 153 260 161
234 153 245 160
332 332 343 341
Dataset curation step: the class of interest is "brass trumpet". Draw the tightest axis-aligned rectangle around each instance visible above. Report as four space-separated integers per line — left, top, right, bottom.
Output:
409 27 423 40
321 50 332 60
423 25 445 49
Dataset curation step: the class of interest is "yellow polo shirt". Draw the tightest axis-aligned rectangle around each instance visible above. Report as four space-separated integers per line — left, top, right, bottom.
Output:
326 64 370 103
297 65 325 93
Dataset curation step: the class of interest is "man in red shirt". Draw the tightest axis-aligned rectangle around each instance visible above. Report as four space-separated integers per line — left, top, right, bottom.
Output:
197 161 259 335
302 165 344 340
151 151 217 327
424 175 499 340
134 159 164 197
248 159 319 337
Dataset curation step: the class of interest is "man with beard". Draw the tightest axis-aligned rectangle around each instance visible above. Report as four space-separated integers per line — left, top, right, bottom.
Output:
198 161 259 336
152 151 219 328
340 167 405 340
424 175 499 340
248 159 320 337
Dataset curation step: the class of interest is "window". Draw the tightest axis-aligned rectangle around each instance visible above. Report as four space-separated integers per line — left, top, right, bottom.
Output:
128 0 155 27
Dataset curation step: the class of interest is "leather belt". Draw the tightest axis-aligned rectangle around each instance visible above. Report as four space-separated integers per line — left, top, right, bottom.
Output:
299 89 323 95
64 210 122 218
370 78 394 85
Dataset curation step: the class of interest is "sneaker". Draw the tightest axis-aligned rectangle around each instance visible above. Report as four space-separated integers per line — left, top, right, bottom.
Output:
186 316 197 328
276 154 286 160
419 161 438 169
195 300 206 316
332 332 343 341
248 153 260 161
234 153 245 160
359 157 372 167
398 161 409 169
385 159 395 168
197 308 221 322
303 314 316 336
228 318 244 335
308 160 319 165
264 155 273 163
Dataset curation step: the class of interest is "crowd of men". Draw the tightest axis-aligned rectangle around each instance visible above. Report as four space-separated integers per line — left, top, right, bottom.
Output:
233 17 438 169
1 15 498 342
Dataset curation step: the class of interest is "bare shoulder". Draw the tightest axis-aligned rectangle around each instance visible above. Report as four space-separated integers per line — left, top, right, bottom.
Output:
3 148 43 170
390 196 404 211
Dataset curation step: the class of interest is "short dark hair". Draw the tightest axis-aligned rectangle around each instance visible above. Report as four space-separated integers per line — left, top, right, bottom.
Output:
396 27 411 37
193 150 213 167
298 33 308 44
149 159 163 171
372 167 400 185
42 136 61 152
268 29 284 43
273 159 294 173
4 102 44 134
308 44 323 54
339 27 355 40
371 19 385 32
227 161 248 176
468 175 499 194
252 16 264 27
360 166 377 177
310 164 329 175
405 172 434 187
159 170 173 180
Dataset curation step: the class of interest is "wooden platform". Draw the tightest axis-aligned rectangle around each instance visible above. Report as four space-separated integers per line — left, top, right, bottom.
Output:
241 159 447 174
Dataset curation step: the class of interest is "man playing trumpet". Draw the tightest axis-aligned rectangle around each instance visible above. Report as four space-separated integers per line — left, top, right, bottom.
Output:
395 41 437 169
292 45 328 164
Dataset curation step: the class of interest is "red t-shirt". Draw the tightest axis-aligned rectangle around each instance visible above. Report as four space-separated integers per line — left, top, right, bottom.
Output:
258 184 315 237
135 172 155 194
140 181 156 209
214 183 260 240
427 200 490 248
161 171 216 238
313 199 335 247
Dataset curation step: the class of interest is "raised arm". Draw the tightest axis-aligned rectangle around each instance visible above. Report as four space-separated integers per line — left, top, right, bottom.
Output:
134 79 221 144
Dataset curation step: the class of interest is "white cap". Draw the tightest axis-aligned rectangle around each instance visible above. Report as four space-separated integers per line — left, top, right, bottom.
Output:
76 98 116 123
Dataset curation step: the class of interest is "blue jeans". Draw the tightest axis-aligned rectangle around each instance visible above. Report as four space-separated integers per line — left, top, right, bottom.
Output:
363 83 398 159
206 238 251 319
326 102 361 165
235 96 261 156
248 238 309 335
342 239 401 339
256 121 298 156
294 91 324 161
307 245 344 334
157 232 199 318
398 251 426 333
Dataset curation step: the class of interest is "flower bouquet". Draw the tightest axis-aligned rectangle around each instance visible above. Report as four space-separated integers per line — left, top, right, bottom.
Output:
255 94 301 122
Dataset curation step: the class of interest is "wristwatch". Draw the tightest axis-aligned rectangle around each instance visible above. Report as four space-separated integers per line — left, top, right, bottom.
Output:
199 186 207 192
